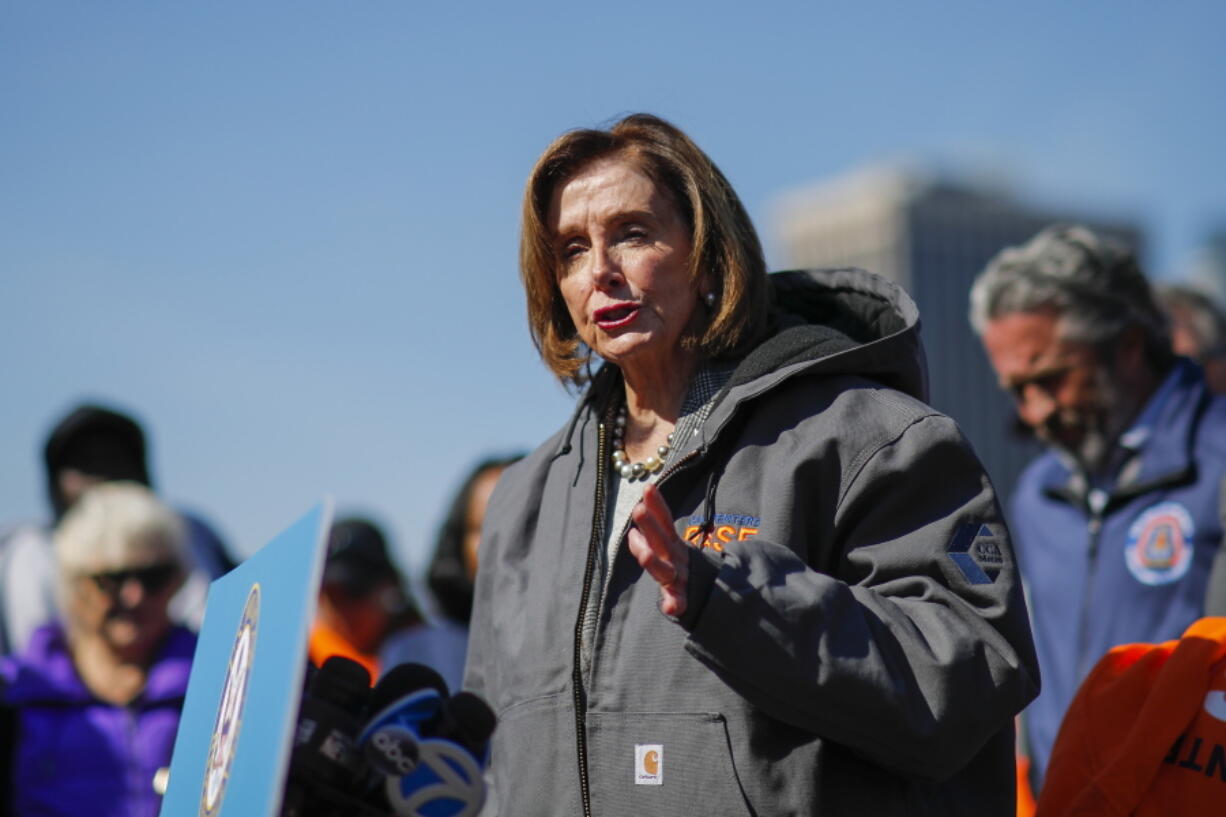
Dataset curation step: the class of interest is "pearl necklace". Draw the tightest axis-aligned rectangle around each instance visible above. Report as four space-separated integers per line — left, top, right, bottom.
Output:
610 404 674 481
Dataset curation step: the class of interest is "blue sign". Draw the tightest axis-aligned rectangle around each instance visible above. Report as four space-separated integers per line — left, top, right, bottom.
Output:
160 501 333 817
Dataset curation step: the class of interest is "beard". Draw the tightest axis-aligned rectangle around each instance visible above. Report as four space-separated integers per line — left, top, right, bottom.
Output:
1035 368 1145 476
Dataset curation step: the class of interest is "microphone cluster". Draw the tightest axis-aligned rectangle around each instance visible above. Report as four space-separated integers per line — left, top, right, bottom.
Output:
280 657 495 817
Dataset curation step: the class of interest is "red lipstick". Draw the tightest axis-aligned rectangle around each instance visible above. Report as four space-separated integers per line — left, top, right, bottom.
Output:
593 303 640 329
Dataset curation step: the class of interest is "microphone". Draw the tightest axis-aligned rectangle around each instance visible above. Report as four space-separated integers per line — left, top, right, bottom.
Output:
281 656 385 817
358 663 496 817
293 656 371 782
442 692 497 759
360 663 450 777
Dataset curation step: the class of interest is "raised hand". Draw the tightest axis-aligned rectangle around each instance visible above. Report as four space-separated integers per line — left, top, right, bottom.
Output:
627 483 690 617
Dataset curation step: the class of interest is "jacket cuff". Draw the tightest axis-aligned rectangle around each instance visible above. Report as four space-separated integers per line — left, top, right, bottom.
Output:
674 547 722 631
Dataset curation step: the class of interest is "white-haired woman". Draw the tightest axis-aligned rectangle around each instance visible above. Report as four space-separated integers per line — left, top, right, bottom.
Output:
0 482 195 817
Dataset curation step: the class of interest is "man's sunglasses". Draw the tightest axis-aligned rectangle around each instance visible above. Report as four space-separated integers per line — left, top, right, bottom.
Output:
88 563 180 596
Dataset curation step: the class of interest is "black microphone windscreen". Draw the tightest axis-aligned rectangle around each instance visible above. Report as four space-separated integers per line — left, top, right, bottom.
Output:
318 655 373 686
447 691 497 746
369 662 449 715
311 656 372 715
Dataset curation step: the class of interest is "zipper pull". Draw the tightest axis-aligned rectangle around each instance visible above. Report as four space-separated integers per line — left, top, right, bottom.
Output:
1087 489 1108 522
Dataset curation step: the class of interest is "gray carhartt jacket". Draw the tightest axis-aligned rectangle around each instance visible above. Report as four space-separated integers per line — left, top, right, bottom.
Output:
466 269 1040 816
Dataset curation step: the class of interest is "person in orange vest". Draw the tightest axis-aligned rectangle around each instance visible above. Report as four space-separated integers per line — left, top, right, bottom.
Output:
308 517 467 690
308 518 419 679
1036 616 1226 816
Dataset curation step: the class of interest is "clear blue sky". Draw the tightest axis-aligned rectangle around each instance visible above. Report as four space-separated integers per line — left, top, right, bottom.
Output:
3 1 1224 583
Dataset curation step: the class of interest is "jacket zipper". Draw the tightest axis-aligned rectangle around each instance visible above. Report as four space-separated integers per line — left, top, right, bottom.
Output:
125 704 144 817
1075 491 1107 681
572 417 609 817
658 448 700 486
571 417 704 817
585 445 705 683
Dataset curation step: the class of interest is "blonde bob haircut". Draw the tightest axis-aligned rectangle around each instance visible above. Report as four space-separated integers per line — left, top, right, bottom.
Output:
54 481 186 601
521 113 770 386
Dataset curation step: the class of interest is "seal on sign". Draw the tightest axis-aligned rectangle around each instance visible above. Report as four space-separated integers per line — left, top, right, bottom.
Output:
199 583 261 817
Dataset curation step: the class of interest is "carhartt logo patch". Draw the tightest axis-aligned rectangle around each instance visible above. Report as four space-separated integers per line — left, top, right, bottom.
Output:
635 744 663 785
947 524 1004 585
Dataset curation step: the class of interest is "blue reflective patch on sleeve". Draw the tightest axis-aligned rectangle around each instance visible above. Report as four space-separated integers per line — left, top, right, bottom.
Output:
948 523 997 585
949 551 993 584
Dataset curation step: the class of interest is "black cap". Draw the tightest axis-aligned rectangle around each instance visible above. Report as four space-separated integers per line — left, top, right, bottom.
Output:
323 518 399 597
43 404 151 519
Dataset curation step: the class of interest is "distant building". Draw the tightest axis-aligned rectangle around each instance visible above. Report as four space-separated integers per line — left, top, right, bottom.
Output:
774 166 1143 498
1184 227 1226 302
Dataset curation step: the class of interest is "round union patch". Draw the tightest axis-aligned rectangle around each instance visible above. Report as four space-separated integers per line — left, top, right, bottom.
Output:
1125 502 1195 586
199 582 260 817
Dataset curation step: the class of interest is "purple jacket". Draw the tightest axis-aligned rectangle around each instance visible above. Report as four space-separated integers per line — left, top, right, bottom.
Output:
1 623 196 817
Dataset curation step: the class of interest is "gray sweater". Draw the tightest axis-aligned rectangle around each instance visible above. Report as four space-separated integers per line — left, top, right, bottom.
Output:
465 268 1040 816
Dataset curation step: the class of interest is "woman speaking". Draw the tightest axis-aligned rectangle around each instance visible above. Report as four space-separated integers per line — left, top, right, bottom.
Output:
465 114 1039 816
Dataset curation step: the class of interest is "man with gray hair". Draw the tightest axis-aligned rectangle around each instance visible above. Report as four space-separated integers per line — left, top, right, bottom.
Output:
969 223 1226 791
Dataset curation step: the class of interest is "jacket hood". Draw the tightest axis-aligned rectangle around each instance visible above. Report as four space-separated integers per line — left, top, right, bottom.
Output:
727 268 928 402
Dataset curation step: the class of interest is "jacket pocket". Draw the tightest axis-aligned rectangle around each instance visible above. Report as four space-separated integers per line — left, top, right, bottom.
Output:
585 711 754 816
488 693 583 816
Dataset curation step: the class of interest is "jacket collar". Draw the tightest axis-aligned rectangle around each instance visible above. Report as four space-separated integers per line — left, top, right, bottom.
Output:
142 626 197 703
2 622 196 706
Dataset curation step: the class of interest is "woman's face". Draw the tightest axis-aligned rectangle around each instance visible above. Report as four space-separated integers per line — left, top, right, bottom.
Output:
69 556 181 662
549 157 703 381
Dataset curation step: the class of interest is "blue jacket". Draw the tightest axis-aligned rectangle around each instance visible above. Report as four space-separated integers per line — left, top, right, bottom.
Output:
1 623 196 817
1010 359 1226 786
